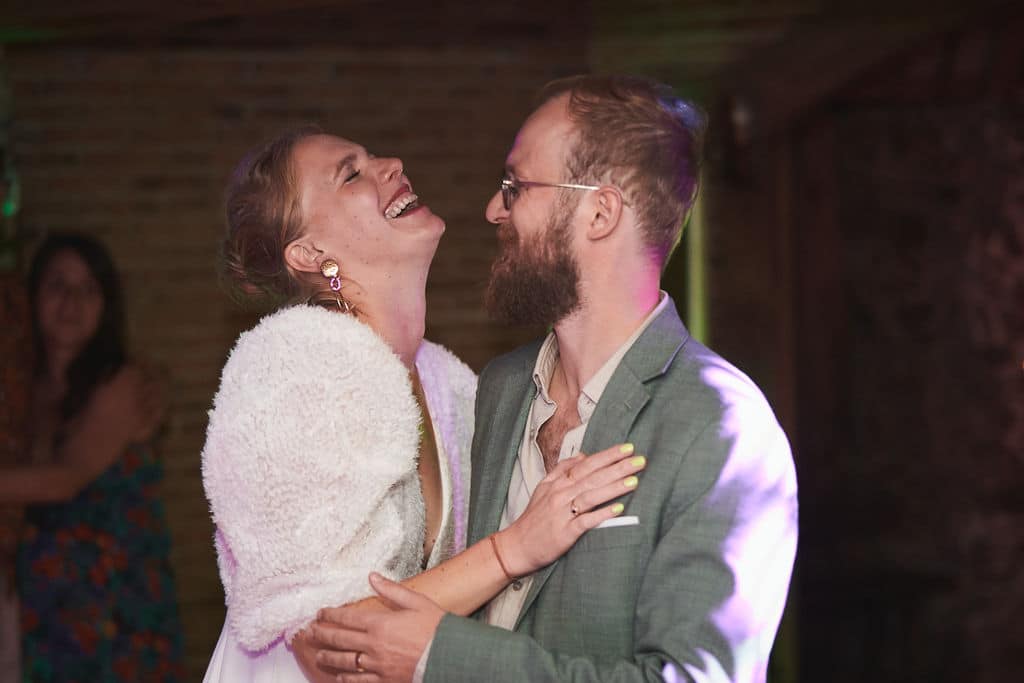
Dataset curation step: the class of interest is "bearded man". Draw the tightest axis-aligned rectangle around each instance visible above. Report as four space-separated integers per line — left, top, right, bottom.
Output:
314 74 799 683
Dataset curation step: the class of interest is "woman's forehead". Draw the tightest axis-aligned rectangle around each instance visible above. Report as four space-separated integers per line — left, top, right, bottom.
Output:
45 250 92 276
294 134 366 181
296 134 362 162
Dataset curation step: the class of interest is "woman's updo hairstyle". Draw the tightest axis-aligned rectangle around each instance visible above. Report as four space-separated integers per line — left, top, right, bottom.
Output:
221 125 323 307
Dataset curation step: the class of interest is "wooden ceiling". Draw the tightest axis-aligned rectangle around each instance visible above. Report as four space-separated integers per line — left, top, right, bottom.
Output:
713 0 1021 141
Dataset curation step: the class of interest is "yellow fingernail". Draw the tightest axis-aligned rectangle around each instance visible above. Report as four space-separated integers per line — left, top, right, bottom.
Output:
624 475 639 489
620 443 635 455
611 503 625 514
630 456 646 468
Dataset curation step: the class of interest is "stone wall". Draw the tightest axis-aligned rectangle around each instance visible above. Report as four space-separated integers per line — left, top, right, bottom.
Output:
793 31 1024 682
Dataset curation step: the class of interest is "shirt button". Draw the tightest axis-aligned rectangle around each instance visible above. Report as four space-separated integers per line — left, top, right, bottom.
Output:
512 580 523 591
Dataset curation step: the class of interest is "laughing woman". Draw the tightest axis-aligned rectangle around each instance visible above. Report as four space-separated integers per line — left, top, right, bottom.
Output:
201 128 644 682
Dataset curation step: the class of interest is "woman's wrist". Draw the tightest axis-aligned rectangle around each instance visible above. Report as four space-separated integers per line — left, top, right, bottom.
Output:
488 533 517 582
492 526 535 578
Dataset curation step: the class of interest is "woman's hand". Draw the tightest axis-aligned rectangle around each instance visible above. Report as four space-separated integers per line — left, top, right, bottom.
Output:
308 447 647 650
0 363 168 504
495 443 646 577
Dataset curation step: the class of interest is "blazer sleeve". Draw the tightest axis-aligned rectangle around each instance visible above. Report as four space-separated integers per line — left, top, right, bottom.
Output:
424 393 798 682
201 306 423 651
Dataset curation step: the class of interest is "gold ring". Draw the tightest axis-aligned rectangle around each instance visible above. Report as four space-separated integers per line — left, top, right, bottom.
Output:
355 651 365 672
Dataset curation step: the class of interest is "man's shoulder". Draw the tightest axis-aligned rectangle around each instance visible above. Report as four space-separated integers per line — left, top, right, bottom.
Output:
654 336 779 426
642 338 793 495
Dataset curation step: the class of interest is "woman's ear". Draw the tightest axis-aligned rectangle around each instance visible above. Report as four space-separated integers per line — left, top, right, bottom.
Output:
284 239 321 275
586 186 624 241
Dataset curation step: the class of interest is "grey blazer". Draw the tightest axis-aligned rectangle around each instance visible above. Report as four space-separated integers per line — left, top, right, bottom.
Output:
425 298 798 682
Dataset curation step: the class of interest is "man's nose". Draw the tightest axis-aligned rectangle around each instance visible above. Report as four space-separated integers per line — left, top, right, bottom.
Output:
485 190 507 225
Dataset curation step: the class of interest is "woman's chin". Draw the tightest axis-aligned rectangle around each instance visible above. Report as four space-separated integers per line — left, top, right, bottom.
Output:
397 209 446 244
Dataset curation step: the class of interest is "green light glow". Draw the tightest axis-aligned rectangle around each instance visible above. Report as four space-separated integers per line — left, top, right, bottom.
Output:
1 172 19 218
685 193 708 344
0 28 62 45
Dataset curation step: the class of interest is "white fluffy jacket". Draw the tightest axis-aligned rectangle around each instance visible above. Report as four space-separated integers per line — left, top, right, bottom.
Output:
201 305 476 651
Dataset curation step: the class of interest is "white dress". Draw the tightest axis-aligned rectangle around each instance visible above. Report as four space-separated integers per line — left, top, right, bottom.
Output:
199 306 475 682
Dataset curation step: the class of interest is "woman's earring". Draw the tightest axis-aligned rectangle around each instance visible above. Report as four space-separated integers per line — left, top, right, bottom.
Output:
319 259 353 313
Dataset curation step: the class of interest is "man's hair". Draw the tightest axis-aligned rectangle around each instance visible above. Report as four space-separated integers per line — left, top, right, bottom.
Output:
537 75 705 265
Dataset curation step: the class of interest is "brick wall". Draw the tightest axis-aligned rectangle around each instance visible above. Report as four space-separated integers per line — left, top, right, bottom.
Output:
5 45 585 675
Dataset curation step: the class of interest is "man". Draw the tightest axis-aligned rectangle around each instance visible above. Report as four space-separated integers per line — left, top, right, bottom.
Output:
313 75 798 682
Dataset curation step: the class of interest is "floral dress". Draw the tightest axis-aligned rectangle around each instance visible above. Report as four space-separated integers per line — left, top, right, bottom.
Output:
16 443 184 682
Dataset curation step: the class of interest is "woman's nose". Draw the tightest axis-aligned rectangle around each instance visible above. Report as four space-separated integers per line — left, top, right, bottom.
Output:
379 156 403 183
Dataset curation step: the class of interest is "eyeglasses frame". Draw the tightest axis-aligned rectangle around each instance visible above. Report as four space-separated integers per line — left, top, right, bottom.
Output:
499 176 601 211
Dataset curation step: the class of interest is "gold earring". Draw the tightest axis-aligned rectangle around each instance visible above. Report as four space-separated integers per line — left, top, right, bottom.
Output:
319 259 353 313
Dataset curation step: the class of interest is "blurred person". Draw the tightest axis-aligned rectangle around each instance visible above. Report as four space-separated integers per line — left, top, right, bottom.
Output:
0 232 184 682
201 128 644 682
312 75 799 683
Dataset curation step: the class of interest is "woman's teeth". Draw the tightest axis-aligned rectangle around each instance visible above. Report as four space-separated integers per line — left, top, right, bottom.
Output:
385 193 419 219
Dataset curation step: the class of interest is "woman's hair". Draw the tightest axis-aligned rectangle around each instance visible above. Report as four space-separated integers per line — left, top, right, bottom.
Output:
221 125 323 307
28 232 126 422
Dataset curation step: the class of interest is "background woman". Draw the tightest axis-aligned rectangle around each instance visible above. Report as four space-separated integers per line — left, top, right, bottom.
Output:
1 232 184 682
202 127 644 682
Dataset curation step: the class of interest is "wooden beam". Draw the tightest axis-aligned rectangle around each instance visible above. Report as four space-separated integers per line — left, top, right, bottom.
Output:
716 0 1018 143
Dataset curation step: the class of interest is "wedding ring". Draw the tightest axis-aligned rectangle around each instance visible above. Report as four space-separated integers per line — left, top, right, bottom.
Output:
570 498 579 516
355 651 365 672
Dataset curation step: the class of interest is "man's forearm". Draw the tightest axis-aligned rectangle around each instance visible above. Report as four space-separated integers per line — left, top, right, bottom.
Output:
425 615 682 683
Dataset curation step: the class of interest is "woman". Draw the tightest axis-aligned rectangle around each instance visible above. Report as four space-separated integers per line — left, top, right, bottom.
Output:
202 127 645 682
2 233 184 681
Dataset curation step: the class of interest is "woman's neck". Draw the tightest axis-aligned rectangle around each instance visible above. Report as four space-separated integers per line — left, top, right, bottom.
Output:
341 263 429 370
43 344 77 390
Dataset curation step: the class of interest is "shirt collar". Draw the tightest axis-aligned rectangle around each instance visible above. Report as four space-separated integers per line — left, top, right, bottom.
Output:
531 291 669 421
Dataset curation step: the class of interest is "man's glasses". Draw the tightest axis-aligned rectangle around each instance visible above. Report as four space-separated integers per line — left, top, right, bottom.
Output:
500 176 600 211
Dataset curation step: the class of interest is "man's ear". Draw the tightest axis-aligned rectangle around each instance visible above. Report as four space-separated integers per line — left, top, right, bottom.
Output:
283 239 322 275
586 186 624 241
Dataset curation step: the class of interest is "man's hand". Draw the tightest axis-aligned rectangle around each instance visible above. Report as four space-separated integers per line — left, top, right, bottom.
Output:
312 573 445 682
292 629 341 683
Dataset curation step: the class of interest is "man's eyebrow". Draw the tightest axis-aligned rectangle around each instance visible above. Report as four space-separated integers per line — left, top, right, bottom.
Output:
332 154 358 181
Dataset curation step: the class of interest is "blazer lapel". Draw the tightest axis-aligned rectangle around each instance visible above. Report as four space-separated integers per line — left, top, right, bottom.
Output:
514 299 690 627
469 353 538 545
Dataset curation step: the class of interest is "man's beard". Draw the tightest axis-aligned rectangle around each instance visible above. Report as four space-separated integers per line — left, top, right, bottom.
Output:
484 204 581 326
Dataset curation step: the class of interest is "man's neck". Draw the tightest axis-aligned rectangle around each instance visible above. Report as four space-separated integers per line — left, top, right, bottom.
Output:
552 284 661 400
